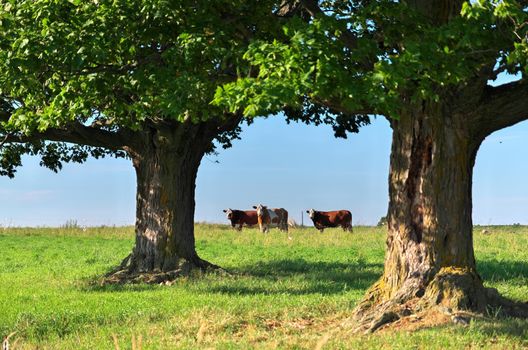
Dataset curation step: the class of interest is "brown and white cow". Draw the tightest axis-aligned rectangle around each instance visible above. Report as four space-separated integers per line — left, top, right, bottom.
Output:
252 204 288 233
223 209 258 231
306 209 352 233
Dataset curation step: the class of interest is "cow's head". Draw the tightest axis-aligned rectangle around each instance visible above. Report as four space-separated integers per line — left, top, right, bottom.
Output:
223 208 233 220
253 204 270 232
306 209 316 219
252 204 267 217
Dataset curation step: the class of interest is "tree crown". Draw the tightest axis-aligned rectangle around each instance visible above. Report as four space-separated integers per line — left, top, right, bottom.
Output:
214 0 528 121
0 0 278 176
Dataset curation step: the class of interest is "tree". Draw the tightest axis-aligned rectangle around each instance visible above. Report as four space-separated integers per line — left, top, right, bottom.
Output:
0 0 281 283
216 0 528 330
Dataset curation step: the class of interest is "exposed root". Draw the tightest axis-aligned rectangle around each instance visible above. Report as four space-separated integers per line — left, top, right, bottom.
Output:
352 298 414 334
100 254 226 285
368 311 400 333
373 307 483 333
352 268 528 333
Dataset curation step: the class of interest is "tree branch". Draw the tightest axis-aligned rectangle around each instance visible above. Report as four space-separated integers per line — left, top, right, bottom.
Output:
477 79 528 138
276 0 302 17
0 132 12 148
1 122 132 151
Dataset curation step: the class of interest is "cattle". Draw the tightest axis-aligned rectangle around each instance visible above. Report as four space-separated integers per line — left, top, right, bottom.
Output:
223 209 258 231
306 209 353 233
252 204 288 233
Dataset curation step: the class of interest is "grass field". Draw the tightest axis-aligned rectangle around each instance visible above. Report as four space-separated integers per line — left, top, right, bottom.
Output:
1 224 527 349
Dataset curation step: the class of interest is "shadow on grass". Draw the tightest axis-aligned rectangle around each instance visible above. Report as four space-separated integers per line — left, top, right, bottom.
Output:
207 258 383 296
468 317 528 342
81 280 161 293
82 258 382 296
83 258 527 297
477 258 528 283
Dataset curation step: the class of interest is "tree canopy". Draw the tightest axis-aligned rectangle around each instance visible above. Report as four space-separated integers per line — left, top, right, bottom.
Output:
0 0 282 176
0 0 374 178
215 0 528 120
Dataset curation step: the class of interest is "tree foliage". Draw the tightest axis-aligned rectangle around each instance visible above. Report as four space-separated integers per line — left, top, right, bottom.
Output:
215 0 528 119
0 0 282 176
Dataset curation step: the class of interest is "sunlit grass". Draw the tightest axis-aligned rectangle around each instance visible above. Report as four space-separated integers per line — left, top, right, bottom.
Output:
0 224 527 349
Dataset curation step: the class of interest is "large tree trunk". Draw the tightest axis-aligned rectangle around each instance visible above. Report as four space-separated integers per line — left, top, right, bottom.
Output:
353 101 528 332
104 120 224 284
348 0 528 333
381 102 483 307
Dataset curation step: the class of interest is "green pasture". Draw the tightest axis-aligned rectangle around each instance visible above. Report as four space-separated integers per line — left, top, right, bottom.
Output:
0 224 527 349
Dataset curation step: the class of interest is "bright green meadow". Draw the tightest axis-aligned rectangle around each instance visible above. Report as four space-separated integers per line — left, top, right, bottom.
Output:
1 224 527 349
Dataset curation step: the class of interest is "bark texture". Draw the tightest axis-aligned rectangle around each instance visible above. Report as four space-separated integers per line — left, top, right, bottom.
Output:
352 99 528 332
383 101 480 303
104 119 233 284
348 0 528 332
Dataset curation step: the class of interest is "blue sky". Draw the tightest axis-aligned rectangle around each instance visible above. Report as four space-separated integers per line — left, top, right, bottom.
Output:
0 112 527 227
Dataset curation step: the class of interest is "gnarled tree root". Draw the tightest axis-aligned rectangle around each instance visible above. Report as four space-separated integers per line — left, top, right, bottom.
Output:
352 267 528 333
99 254 226 285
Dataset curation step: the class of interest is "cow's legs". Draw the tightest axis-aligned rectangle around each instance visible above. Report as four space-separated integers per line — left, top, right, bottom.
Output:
282 211 289 232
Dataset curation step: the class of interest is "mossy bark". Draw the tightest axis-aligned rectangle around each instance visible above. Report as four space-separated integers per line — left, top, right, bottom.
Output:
353 101 528 332
350 0 528 332
104 121 221 284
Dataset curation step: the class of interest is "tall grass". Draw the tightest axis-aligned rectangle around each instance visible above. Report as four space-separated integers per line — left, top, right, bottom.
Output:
0 224 527 349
